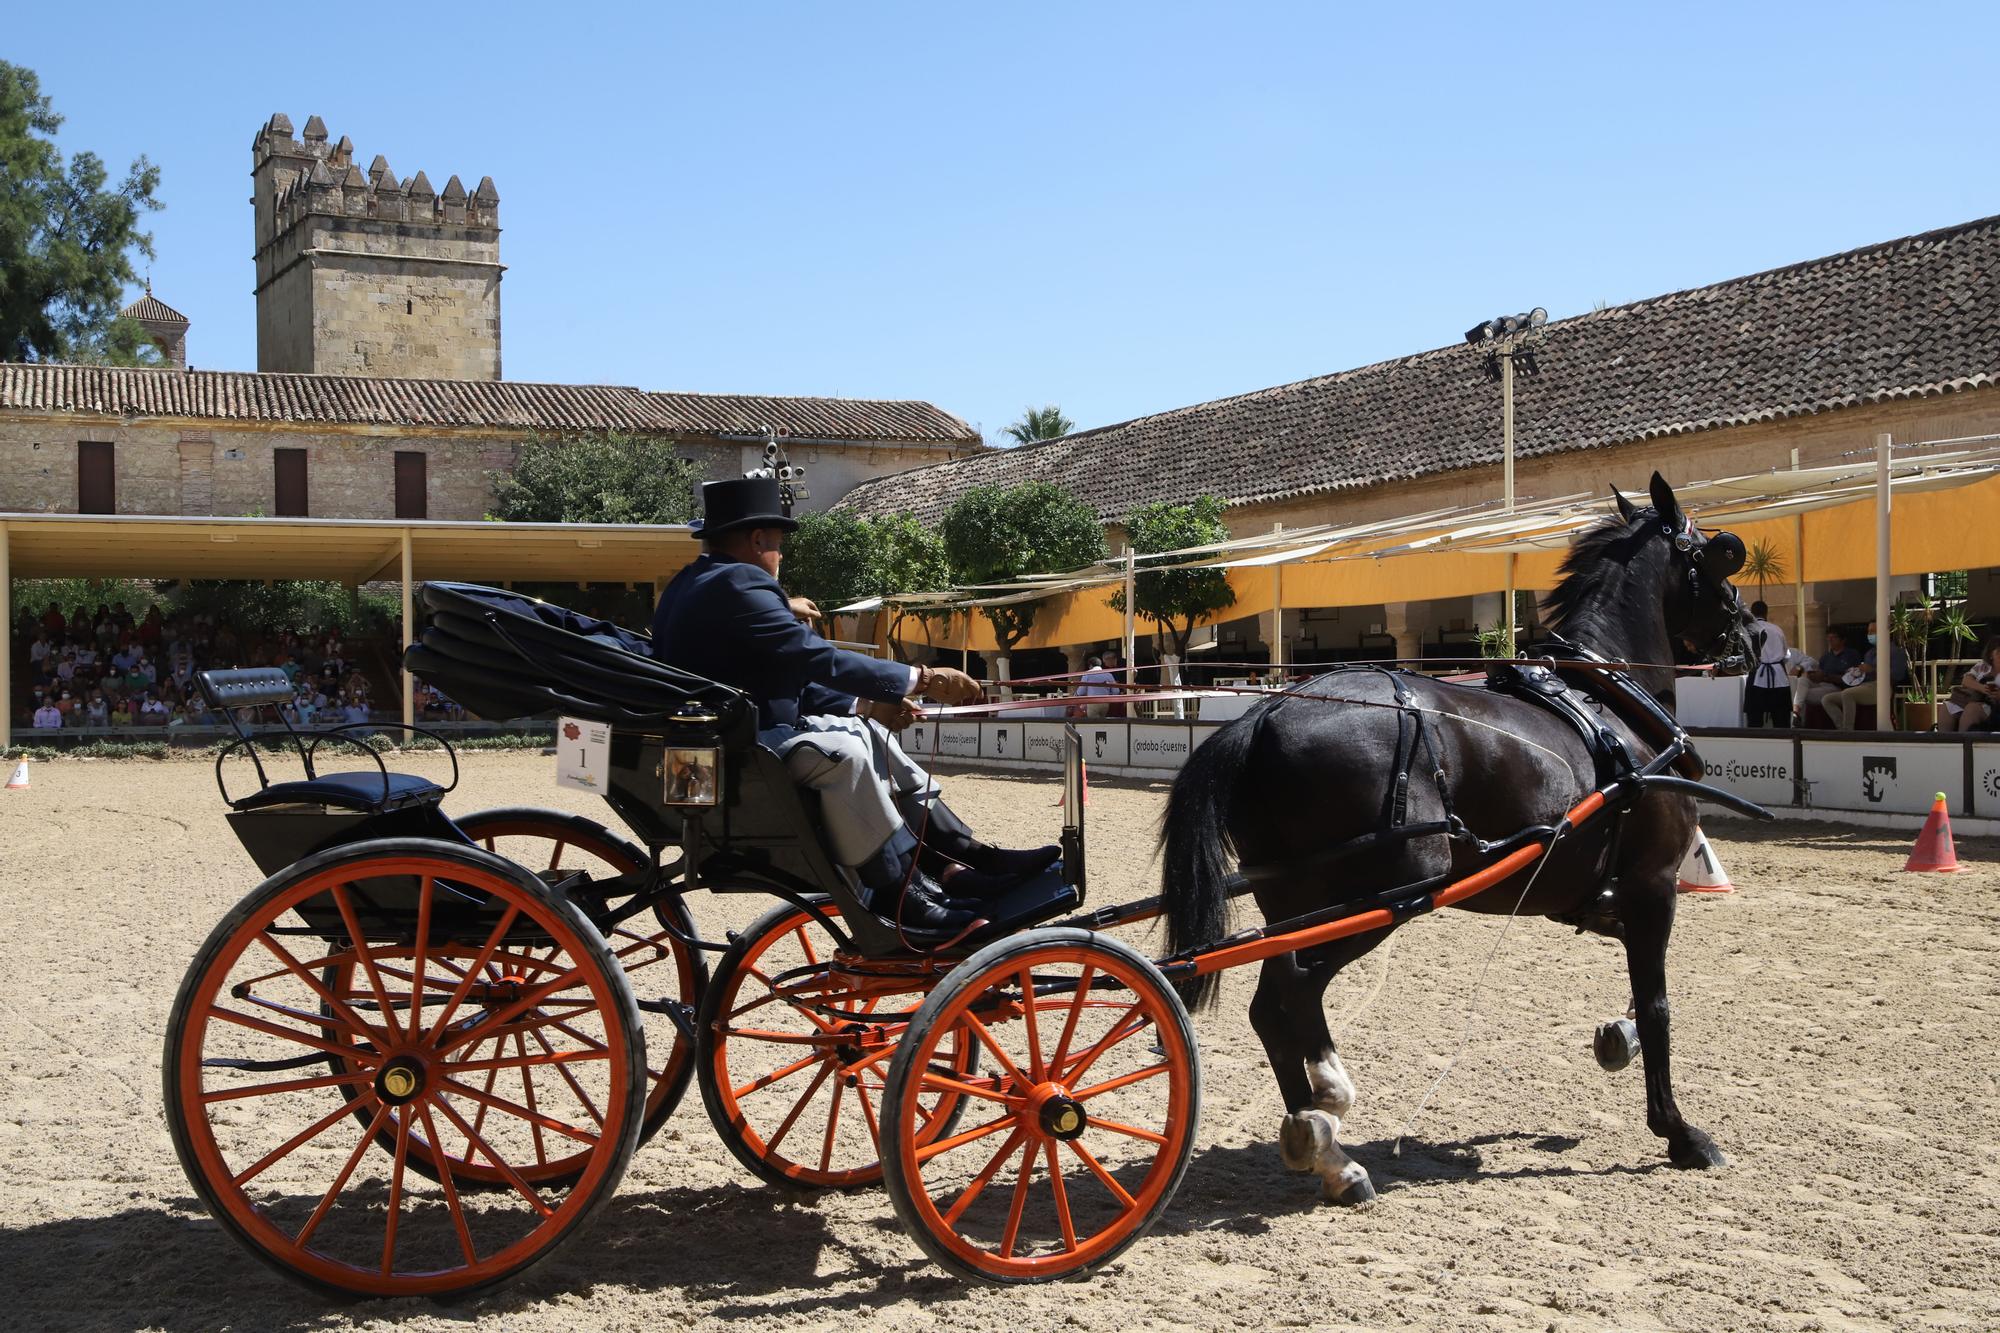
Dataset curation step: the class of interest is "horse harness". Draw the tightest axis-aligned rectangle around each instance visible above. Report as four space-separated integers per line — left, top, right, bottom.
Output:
1238 645 1709 939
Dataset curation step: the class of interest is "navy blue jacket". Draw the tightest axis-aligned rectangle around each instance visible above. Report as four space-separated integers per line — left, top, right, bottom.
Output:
651 553 911 730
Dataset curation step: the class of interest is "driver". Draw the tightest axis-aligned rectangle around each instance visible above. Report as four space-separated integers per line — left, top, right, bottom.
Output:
652 476 1056 942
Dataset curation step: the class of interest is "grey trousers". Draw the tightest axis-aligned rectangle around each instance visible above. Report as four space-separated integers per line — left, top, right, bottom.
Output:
761 714 937 868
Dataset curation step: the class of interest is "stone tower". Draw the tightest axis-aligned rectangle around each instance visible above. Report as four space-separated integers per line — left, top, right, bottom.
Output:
251 113 503 379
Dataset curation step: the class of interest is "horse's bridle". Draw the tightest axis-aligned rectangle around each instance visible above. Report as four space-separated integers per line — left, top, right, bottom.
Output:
1663 513 1748 657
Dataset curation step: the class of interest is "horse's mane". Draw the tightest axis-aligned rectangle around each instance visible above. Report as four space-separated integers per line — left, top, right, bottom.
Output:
1540 507 1660 641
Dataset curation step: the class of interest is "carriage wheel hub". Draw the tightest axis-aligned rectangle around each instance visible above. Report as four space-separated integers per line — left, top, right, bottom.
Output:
1029 1085 1088 1141
376 1056 427 1105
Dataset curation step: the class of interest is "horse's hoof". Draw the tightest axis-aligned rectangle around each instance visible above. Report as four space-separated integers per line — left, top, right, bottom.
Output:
1278 1111 1324 1172
1593 1017 1640 1073
1323 1163 1376 1206
1669 1129 1729 1170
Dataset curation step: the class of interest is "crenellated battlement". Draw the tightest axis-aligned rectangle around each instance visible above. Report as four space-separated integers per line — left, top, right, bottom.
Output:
253 113 504 380
253 114 499 243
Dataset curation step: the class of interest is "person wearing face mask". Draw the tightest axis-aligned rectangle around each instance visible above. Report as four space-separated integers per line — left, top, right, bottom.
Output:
1823 620 1911 730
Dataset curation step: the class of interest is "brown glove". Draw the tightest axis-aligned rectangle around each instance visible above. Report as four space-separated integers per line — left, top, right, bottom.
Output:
916 664 983 706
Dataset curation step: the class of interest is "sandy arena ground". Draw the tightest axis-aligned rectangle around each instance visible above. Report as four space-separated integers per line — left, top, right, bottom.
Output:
1 751 1996 1332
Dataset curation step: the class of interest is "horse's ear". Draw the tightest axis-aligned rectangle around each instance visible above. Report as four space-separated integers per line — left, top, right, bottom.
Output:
1610 486 1638 522
1648 472 1682 526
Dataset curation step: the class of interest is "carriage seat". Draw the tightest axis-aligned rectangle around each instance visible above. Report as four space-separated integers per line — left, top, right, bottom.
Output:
231 770 446 814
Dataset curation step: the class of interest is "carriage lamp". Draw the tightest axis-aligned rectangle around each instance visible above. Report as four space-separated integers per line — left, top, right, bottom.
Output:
663 746 722 806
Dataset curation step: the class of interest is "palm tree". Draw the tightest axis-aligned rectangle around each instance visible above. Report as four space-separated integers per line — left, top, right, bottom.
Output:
1002 405 1074 446
1742 538 1786 604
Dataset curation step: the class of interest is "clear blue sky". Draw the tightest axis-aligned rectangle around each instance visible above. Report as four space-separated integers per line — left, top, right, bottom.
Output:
11 2 1997 442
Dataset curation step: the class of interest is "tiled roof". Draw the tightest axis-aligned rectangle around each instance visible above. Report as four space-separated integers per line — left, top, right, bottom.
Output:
0 364 977 444
119 294 188 327
836 213 2000 524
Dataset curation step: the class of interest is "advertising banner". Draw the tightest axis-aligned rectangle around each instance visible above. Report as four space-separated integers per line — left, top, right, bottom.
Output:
1129 725 1197 770
1973 745 2000 817
1024 722 1071 766
935 722 981 759
1800 741 1963 815
1692 737 1796 809
982 719 1026 761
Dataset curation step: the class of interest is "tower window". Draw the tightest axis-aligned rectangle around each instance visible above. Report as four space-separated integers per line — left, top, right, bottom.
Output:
406 298 413 315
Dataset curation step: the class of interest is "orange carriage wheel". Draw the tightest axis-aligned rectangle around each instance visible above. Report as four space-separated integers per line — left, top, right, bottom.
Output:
696 900 976 1191
163 838 645 1298
880 928 1200 1284
320 809 702 1191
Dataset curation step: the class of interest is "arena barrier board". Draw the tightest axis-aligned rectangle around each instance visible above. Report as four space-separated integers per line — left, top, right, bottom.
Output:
897 719 2000 825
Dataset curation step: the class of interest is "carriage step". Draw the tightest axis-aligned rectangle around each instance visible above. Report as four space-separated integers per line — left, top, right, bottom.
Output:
636 997 698 1042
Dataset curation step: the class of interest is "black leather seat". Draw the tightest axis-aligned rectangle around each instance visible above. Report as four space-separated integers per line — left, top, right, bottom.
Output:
232 771 444 814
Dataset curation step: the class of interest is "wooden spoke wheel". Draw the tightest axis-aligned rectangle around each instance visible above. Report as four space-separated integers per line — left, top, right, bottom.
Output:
880 928 1199 1284
696 900 975 1191
320 810 701 1191
163 838 646 1298
457 808 703 1155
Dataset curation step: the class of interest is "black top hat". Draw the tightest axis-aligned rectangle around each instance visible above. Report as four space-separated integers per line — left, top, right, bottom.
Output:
692 476 798 538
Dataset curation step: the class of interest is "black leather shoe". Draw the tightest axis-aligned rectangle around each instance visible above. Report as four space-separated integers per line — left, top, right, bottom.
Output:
968 844 1062 878
935 863 1032 904
859 867 987 946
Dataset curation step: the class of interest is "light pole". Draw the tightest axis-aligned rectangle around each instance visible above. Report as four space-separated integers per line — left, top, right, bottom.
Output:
1465 308 1547 647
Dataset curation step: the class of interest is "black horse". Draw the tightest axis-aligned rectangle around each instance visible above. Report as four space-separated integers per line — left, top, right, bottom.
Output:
1160 473 1750 1203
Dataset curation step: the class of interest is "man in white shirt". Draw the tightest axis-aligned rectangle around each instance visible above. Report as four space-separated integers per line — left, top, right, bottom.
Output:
1742 600 1792 727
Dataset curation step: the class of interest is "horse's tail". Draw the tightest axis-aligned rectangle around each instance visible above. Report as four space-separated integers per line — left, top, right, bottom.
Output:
1160 706 1261 1010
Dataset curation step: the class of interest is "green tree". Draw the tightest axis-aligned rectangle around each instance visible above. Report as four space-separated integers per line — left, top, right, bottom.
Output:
873 512 954 659
0 62 163 362
942 481 1106 654
1108 496 1236 659
490 432 703 525
66 315 164 367
781 509 880 611
1742 538 1786 605
1001 405 1074 446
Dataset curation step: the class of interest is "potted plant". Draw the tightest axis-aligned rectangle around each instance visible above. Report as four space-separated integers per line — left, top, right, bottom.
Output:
1891 595 1938 729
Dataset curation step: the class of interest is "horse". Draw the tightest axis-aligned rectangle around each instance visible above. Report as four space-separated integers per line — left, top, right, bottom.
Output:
1160 472 1751 1205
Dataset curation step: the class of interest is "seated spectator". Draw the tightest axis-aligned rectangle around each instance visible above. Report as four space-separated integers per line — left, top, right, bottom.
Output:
54 648 77 684
1823 620 1912 730
111 643 140 673
339 695 370 726
1939 635 2000 733
140 694 170 720
84 692 109 727
54 689 78 718
138 605 164 648
1793 627 1862 724
33 698 62 729
109 699 134 727
27 632 51 670
213 622 241 665
74 640 97 670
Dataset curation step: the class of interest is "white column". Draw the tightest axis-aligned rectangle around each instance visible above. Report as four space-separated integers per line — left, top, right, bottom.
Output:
1121 547 1137 692
401 528 415 730
1269 522 1285 674
1875 434 1892 728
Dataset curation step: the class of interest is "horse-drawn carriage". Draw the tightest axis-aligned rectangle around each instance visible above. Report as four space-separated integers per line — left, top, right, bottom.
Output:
162 478 1771 1299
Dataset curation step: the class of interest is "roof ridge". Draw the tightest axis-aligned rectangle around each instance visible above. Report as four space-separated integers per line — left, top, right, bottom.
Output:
927 210 2000 470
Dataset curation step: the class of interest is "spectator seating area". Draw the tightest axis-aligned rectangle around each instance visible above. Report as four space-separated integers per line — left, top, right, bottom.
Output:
9 600 463 736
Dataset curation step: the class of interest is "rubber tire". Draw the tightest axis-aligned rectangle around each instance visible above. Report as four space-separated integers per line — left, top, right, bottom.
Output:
163 836 647 1299
878 927 1200 1285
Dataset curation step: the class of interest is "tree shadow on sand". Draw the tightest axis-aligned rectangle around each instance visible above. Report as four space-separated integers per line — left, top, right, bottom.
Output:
0 1183 986 1331
1161 1131 1665 1239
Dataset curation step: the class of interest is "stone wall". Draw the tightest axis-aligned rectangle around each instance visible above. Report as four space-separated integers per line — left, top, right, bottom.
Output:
0 416 966 523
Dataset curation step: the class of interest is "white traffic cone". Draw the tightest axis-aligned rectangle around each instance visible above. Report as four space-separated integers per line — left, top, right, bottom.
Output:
1675 825 1734 894
5 760 28 790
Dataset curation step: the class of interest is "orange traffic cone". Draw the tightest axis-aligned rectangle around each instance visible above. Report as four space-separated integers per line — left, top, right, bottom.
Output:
4 761 28 790
1676 826 1734 894
1903 793 1967 873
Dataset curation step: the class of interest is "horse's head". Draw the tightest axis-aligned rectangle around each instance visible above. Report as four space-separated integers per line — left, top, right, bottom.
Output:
1613 473 1752 666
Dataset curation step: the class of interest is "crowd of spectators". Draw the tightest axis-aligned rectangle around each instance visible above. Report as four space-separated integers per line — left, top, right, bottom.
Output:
11 600 413 733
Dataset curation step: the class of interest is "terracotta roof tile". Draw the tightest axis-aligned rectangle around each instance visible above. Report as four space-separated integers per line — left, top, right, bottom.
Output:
837 213 2000 524
0 365 976 444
